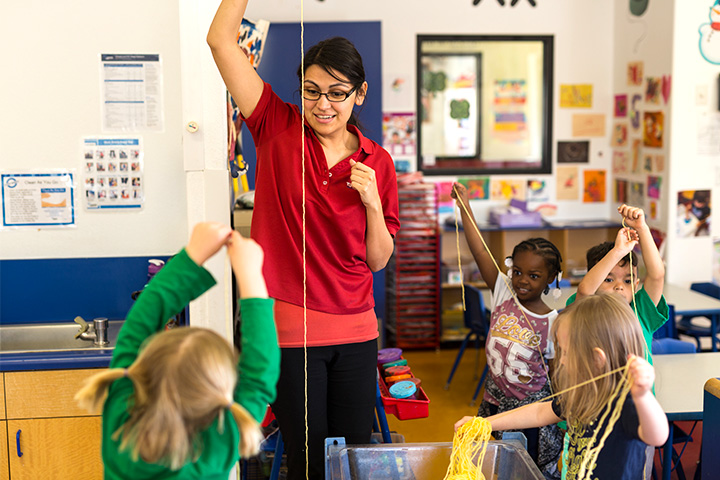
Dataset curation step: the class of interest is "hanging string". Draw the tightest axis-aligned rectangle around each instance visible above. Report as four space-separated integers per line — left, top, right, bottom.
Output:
452 184 551 386
454 200 466 310
299 0 309 477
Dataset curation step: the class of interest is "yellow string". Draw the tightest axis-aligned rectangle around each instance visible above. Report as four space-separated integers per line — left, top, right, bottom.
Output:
452 185 552 387
299 1 308 478
443 416 492 480
454 201 465 310
622 217 643 362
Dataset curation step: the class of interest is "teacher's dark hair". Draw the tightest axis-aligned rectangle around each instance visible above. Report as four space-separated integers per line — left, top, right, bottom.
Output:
298 37 366 130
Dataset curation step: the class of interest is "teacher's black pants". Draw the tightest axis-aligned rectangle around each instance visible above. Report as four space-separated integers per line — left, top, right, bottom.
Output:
271 339 378 480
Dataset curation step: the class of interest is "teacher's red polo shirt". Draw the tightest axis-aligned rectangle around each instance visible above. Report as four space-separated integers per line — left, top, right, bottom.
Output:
242 83 400 316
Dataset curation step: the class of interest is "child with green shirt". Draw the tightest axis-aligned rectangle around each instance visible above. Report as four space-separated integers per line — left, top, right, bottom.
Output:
566 204 669 360
76 222 280 479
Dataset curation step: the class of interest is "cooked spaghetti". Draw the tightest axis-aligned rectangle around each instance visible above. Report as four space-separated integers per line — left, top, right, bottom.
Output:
443 416 493 480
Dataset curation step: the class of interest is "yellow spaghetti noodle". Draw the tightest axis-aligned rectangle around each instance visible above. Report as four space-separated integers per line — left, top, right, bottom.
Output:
443 416 493 480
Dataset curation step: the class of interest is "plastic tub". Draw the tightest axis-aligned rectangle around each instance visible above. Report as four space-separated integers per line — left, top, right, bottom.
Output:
325 439 544 480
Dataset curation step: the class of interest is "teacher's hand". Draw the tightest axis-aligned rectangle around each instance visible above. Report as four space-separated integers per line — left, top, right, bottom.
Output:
349 160 381 210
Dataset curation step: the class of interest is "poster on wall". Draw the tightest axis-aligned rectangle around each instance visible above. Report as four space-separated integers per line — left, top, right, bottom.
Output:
643 111 664 148
571 114 606 137
559 84 593 108
556 166 579 200
677 190 711 237
490 179 526 201
100 54 164 132
82 137 144 210
582 169 606 203
459 177 489 200
557 140 589 163
1 171 75 228
382 112 417 156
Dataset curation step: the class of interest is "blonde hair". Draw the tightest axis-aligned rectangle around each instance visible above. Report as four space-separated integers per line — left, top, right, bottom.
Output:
551 293 646 425
75 327 263 469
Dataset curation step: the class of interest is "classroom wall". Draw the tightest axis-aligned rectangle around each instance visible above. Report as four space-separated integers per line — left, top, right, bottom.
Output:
1 1 232 331
665 1 720 287
243 0 617 223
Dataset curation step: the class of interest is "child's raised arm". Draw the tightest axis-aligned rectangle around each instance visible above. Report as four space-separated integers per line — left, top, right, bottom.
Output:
619 204 665 305
627 355 669 447
576 227 639 299
454 401 560 433
227 231 268 299
450 182 498 291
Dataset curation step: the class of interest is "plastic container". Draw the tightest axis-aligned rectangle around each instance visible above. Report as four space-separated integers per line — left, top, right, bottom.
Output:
325 439 544 480
377 348 402 365
377 367 429 420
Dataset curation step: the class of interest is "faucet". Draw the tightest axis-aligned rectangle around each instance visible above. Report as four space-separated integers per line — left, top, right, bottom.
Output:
74 316 109 346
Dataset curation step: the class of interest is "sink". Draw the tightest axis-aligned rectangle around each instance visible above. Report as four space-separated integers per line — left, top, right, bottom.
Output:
0 321 123 354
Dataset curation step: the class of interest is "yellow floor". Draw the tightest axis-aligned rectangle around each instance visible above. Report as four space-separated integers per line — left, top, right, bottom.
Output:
384 346 487 443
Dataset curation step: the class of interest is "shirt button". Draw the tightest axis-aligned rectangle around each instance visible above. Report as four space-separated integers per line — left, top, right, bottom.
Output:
328 172 332 177
323 181 328 185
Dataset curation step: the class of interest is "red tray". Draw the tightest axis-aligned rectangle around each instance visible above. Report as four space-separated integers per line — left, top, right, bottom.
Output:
377 367 430 421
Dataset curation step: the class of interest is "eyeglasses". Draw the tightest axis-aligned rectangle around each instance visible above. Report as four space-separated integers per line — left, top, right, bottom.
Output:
302 86 358 102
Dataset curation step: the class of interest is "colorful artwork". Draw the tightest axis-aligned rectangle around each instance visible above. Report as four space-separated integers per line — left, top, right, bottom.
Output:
699 0 720 64
615 179 628 204
645 77 661 105
490 179 526 201
559 84 593 108
627 61 644 86
611 123 628 147
572 114 606 137
629 181 645 207
647 175 662 199
612 150 629 174
642 154 653 173
236 18 270 68
583 169 606 203
614 94 628 117
631 139 642 173
526 179 549 202
382 112 417 156
459 177 490 200
643 111 664 148
492 79 529 144
661 75 672 104
630 94 642 131
654 154 665 173
649 200 660 221
556 166 579 200
437 181 455 213
677 190 711 237
557 141 589 163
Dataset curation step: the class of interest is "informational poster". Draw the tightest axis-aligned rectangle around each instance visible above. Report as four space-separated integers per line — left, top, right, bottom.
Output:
101 54 164 132
1 172 75 227
83 137 144 210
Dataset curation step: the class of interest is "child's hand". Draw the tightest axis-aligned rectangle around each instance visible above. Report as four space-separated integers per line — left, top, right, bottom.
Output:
227 231 268 298
627 354 655 398
613 227 639 255
186 222 234 266
454 415 477 432
618 204 647 230
450 182 469 208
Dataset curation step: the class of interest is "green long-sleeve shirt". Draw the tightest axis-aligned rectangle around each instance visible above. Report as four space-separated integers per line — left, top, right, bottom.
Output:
102 249 279 479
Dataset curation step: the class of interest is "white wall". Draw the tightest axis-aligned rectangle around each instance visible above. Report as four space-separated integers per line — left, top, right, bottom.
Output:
0 1 190 259
665 1 720 286
244 0 616 223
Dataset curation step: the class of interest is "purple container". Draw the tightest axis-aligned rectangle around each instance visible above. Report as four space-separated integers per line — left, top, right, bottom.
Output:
377 348 402 365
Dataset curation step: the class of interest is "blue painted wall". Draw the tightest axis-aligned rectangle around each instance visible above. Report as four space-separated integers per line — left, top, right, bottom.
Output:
0 256 169 325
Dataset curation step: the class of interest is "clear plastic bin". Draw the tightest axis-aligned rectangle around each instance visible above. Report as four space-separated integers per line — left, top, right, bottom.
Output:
325 439 543 480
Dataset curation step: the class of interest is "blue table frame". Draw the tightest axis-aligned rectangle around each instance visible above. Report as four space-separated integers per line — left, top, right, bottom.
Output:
654 352 720 480
664 283 720 352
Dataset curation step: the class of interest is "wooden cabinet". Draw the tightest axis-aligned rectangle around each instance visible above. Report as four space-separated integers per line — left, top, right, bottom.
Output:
2 369 103 480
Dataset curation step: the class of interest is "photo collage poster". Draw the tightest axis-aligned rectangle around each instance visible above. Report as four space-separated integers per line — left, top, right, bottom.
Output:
82 137 144 210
